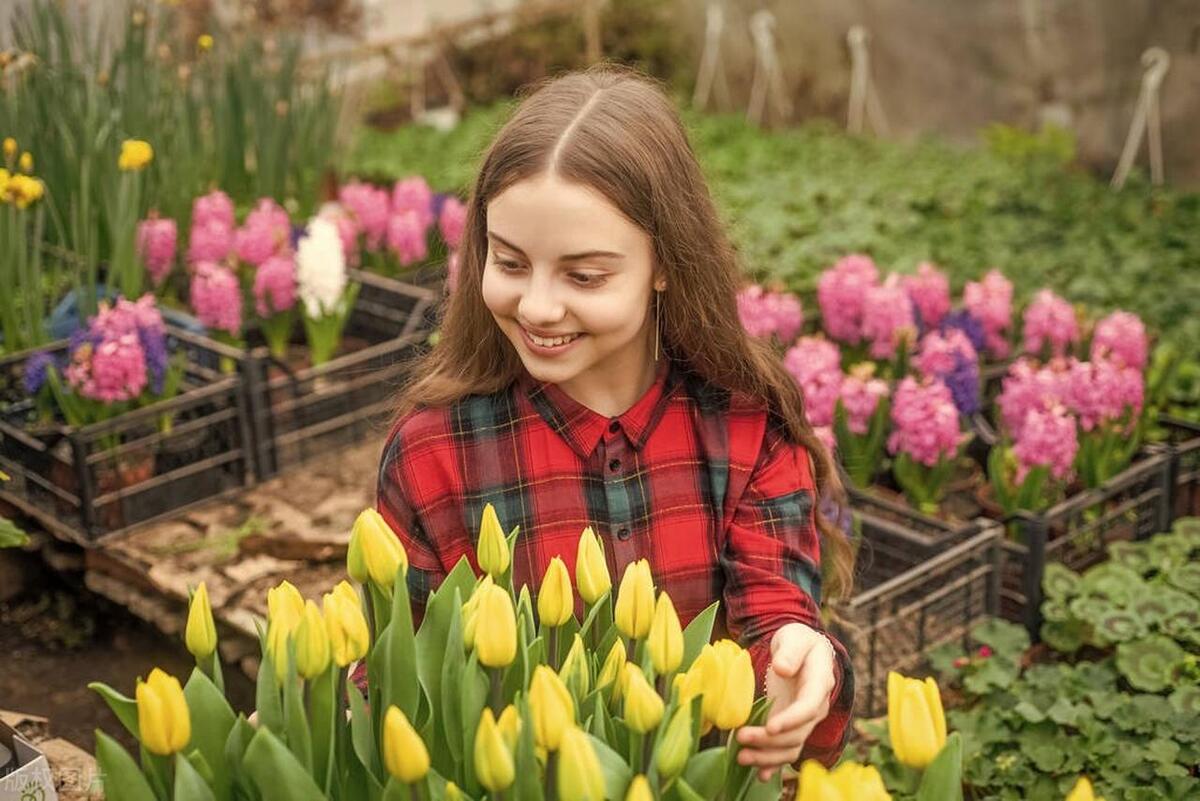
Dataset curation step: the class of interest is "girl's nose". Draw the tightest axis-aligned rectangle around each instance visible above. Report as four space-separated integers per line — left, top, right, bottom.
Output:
517 279 566 326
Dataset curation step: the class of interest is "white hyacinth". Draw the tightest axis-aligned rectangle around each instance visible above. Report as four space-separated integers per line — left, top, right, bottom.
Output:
296 216 347 317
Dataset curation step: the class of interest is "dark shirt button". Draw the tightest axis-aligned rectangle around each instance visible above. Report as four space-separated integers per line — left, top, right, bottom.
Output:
617 527 631 540
609 458 621 471
609 419 620 433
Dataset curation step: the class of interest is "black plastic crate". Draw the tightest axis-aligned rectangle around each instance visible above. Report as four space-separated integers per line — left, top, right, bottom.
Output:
848 485 994 548
999 451 1174 635
833 510 1003 718
1155 415 1200 521
0 328 256 544
244 270 437 479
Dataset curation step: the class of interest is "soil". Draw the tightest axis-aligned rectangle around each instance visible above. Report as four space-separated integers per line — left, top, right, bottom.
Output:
0 567 255 753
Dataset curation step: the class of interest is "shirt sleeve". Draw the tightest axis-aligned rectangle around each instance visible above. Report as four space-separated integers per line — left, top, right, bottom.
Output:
720 423 854 767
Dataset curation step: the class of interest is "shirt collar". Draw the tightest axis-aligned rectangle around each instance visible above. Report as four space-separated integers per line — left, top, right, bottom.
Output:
520 358 678 458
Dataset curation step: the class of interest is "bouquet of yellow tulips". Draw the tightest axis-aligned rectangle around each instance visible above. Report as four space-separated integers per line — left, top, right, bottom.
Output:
89 505 787 801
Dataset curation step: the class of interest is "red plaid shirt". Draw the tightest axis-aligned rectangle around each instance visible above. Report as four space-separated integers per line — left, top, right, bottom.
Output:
376 357 853 765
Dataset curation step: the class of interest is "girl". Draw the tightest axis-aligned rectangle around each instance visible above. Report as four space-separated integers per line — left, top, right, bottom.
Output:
377 66 854 779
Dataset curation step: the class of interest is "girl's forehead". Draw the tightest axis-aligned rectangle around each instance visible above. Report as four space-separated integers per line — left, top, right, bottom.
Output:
487 174 646 255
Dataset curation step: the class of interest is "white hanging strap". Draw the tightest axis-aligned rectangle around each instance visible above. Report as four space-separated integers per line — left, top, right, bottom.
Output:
1112 46 1170 189
693 1 726 110
747 10 791 125
846 26 889 137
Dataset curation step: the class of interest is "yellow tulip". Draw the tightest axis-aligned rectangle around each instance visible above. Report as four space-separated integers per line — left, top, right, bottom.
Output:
444 782 463 801
797 761 842 801
1066 777 1101 801
184 581 217 660
648 592 683 674
117 139 154 171
625 775 653 801
497 704 522 751
538 556 574 627
2 138 15 162
654 702 692 780
474 583 517 668
556 727 606 801
267 580 305 625
295 600 330 679
829 762 892 800
477 503 510 577
323 583 370 667
575 526 611 604
351 508 407 589
461 575 494 650
887 672 946 769
136 668 191 756
622 664 664 733
346 520 369 584
474 708 515 793
559 633 591 699
529 665 575 751
596 639 627 700
18 151 31 173
614 559 654 640
706 641 754 730
382 706 429 783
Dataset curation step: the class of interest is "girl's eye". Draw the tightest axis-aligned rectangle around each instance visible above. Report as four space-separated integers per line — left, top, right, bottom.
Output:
570 273 605 287
495 259 522 272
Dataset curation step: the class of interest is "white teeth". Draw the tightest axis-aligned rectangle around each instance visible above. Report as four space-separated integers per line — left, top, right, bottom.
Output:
527 331 579 348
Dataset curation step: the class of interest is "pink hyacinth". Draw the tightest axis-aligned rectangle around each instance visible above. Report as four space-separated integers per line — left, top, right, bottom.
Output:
93 295 165 341
235 199 291 267
136 217 177 286
439 196 467 250
915 329 978 377
191 189 235 230
390 177 434 229
963 269 1013 358
66 334 147 403
817 254 879 344
447 250 461 293
839 364 889 434
1091 310 1148 370
338 181 390 251
996 358 1068 438
862 274 916 359
887 376 963 467
813 425 836 454
783 336 843 427
187 217 234 265
387 210 428 266
1062 359 1143 431
1013 406 1078 482
736 284 804 344
190 262 242 335
903 262 951 329
254 254 297 317
1022 289 1079 357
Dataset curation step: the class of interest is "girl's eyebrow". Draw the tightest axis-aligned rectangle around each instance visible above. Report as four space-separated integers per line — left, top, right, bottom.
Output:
487 231 625 263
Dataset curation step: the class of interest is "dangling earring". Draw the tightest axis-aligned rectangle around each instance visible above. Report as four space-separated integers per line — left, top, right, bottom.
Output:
654 288 663 362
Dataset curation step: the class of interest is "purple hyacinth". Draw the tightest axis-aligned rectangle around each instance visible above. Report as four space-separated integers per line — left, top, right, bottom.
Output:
138 326 170 394
943 351 982 416
23 351 54 395
940 310 987 357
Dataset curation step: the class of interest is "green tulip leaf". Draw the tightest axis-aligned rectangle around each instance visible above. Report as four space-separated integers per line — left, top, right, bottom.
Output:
242 727 327 801
667 777 707 801
223 715 257 800
183 667 236 801
438 589 466 770
916 731 964 801
680 602 719 671
348 683 382 781
682 747 727 797
588 732 634 800
94 730 157 801
175 752 217 801
282 642 313 772
254 646 284 734
88 681 140 740
513 696 546 801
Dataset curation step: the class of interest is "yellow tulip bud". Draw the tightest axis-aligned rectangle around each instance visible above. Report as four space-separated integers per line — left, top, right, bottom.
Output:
474 708 515 793
575 526 611 604
622 664 664 733
117 139 154 171
382 706 429 784
529 665 575 751
648 592 683 674
559 633 591 699
444 782 463 801
625 775 653 801
887 672 946 769
497 704 521 751
654 702 692 780
614 559 654 640
477 503 510 577
1066 776 1099 801
829 762 892 801
184 581 217 660
538 556 574 627
2 138 16 161
461 575 493 650
557 727 606 801
267 618 293 682
797 760 842 801
596 639 627 700
18 151 32 173
295 600 330 679
474 583 517 668
136 668 191 756
352 509 407 589
346 523 369 584
707 641 754 730
267 580 304 625
323 584 370 667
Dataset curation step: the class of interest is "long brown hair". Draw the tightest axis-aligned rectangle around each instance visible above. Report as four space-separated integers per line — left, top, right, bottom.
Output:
394 65 853 600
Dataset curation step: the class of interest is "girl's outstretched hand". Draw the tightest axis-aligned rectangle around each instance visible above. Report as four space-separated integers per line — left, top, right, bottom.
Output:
733 622 838 781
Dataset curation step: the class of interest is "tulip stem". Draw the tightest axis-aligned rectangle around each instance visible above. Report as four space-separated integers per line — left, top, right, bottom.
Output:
548 626 560 671
544 752 558 801
629 731 644 774
489 667 503 715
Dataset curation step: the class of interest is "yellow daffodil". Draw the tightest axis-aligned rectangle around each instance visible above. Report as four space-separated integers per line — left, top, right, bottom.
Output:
529 665 575 751
477 503 510 577
538 556 574 627
382 706 429 783
648 592 683 674
117 139 153 171
474 708 515 793
614 559 654 640
136 668 191 756
574 526 610 604
887 672 947 769
184 581 217 660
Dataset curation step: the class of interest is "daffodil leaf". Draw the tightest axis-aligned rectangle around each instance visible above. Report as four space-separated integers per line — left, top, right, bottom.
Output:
88 681 139 740
681 602 719 671
174 752 217 801
94 730 156 801
183 667 236 801
242 727 328 801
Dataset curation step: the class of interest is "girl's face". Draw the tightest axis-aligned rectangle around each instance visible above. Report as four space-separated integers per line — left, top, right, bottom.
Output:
482 172 661 413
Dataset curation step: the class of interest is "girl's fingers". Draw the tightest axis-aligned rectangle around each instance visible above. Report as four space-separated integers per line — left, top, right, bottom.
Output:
737 719 819 752
737 744 803 768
